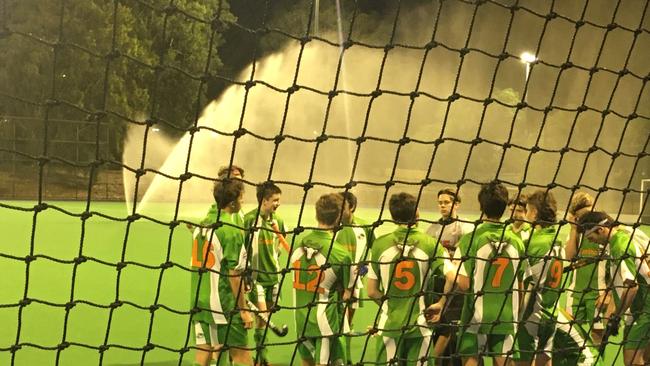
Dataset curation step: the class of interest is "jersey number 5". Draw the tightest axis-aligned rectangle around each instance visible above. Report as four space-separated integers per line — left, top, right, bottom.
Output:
394 260 416 290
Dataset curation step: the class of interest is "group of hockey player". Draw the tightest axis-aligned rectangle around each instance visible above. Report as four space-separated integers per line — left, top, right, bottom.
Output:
189 165 650 366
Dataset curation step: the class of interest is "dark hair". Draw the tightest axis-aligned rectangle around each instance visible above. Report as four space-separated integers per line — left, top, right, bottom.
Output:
316 193 344 227
389 192 418 224
217 165 245 179
213 179 244 208
257 181 282 204
569 192 594 215
508 193 528 208
339 191 358 212
438 188 461 204
478 182 509 219
526 190 557 227
577 211 614 233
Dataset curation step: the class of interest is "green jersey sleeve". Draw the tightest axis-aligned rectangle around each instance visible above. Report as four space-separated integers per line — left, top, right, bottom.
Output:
221 227 246 271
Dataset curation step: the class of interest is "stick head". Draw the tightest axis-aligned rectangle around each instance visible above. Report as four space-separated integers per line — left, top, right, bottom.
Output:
275 324 289 337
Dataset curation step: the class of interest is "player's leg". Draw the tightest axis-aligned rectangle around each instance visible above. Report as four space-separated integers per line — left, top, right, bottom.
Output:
250 284 272 365
513 322 536 366
404 334 433 366
488 334 515 366
314 336 345 366
376 335 399 365
456 331 479 366
217 315 252 366
194 321 217 366
432 334 450 365
297 338 316 366
623 318 650 366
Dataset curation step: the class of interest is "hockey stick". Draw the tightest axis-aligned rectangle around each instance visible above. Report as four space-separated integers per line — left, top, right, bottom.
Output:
246 300 289 337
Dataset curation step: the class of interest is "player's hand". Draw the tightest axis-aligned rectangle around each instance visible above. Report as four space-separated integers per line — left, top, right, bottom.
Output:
595 292 610 309
240 309 254 329
425 302 444 324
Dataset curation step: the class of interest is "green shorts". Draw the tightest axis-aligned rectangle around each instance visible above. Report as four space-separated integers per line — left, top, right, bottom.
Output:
624 314 650 350
515 318 556 361
297 336 345 365
571 296 604 330
457 331 516 359
376 333 432 365
194 315 248 349
249 283 279 305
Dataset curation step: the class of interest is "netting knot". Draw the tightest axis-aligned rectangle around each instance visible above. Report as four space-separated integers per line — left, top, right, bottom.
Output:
65 301 76 310
355 136 366 145
343 40 354 49
98 345 110 353
421 178 432 186
546 11 557 20
24 255 36 264
19 298 31 307
57 343 71 351
80 211 92 221
180 172 193 181
274 134 285 144
498 52 509 61
639 151 647 158
459 48 470 57
587 146 598 153
448 93 460 102
502 142 511 149
628 112 638 119
483 98 494 106
544 106 553 114
547 182 557 189
300 36 311 45
160 261 174 269
10 345 21 353
293 226 305 236
344 181 356 190
434 138 445 146
589 67 600 75
34 203 49 212
190 306 200 315
409 91 420 100
398 137 411 146
384 44 394 52
425 41 438 50
287 85 300 94
110 300 122 309
372 220 383 228
244 80 256 90
598 186 608 193
575 20 585 28
163 4 178 15
302 182 314 191
607 23 618 31
44 98 60 107
87 111 107 122
116 261 127 270
516 101 527 110
561 61 573 70
530 146 540 153
618 68 629 76
371 89 382 98
384 181 395 188
149 304 159 313
316 134 328 143
105 49 120 60
74 256 87 265
143 343 155 352
37 156 49 167
510 4 520 11
559 147 569 154
328 90 339 98
127 213 141 222
233 128 247 138
471 138 482 146
611 151 620 159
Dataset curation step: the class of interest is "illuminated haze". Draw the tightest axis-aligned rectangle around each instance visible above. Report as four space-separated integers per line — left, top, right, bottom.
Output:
123 0 649 220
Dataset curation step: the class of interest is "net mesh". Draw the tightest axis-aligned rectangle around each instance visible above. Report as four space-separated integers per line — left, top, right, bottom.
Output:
0 0 649 365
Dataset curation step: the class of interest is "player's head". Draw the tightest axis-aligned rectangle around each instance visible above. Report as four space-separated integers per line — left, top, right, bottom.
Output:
389 192 419 225
569 191 594 219
525 190 557 227
339 191 356 224
508 193 528 223
478 182 509 220
257 181 282 216
217 165 244 179
315 193 344 229
577 211 615 245
213 178 244 213
437 188 460 219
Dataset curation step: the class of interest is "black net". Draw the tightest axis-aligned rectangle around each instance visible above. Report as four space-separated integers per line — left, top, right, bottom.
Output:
0 0 649 365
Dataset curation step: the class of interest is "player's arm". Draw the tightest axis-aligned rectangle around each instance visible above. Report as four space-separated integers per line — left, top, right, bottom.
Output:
224 233 253 328
366 278 382 305
564 212 579 260
229 269 253 328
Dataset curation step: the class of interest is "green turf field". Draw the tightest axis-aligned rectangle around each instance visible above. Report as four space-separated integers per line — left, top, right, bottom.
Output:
0 201 646 365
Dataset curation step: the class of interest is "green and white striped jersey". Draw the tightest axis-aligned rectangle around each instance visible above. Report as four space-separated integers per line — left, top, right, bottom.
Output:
368 226 447 338
291 230 353 338
566 237 606 312
524 226 565 315
552 307 603 366
608 228 650 317
190 212 247 325
456 222 527 334
243 209 286 286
